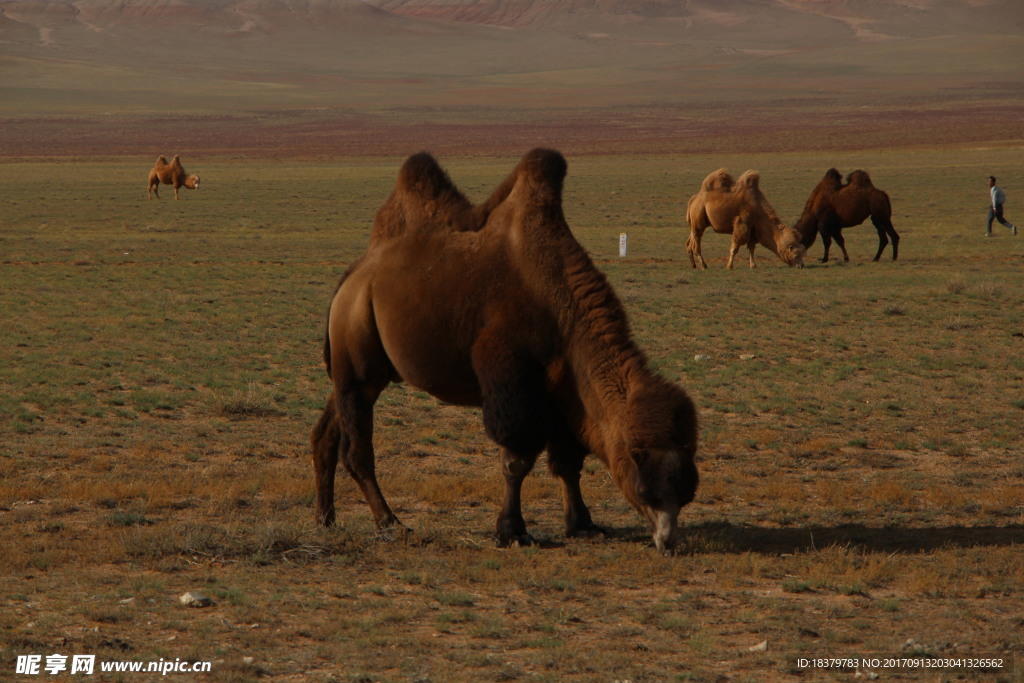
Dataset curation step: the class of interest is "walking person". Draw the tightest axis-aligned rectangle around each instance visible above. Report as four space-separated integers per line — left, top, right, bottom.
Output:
986 176 1017 236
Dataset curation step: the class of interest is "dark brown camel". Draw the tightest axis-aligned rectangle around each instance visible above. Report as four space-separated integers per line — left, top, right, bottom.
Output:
147 155 200 200
795 168 899 262
311 149 699 553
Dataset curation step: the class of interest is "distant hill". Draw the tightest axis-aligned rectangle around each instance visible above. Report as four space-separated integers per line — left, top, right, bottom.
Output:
1 0 1022 155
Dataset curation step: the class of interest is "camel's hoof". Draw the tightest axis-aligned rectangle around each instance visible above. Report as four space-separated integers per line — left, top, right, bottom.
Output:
566 522 609 539
315 508 336 527
375 523 411 543
496 532 535 548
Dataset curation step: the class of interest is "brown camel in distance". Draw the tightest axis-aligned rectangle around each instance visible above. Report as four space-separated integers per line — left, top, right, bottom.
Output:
795 168 899 262
311 148 699 553
147 155 200 200
685 168 806 269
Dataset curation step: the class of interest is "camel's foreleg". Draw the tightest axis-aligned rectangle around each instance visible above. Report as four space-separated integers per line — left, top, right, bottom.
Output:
547 421 606 539
497 447 539 547
833 230 850 262
727 216 751 270
473 332 550 547
820 227 834 263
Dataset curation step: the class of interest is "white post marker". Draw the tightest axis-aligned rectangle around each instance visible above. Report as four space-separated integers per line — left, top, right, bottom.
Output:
619 232 628 257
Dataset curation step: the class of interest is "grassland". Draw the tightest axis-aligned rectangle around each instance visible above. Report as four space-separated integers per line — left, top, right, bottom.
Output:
1 145 1023 682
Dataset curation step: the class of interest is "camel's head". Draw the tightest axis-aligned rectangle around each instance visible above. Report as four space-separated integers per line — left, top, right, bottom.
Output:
772 222 806 268
627 445 699 554
780 239 807 268
185 175 200 190
615 382 699 554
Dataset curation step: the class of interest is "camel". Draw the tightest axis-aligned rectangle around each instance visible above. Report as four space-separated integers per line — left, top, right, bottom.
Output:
795 168 899 262
147 155 200 200
311 148 699 553
685 168 805 269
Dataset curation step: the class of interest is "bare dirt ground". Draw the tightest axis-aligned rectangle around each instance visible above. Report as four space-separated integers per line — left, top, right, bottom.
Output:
2 97 1022 159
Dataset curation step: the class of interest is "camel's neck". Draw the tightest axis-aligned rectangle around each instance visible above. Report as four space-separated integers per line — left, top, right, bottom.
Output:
764 218 791 254
796 213 818 247
525 221 650 457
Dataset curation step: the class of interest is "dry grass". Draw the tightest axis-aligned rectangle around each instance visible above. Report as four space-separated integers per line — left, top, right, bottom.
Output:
1 146 1023 681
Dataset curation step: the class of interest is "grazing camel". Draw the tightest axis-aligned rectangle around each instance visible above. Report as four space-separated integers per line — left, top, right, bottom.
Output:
311 149 699 553
795 168 899 262
686 168 805 269
147 155 200 200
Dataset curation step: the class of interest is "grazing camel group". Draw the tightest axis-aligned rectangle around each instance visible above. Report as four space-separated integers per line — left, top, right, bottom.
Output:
304 148 905 553
685 165 899 268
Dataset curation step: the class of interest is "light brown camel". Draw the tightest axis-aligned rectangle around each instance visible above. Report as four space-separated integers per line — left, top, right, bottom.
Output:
795 168 899 262
147 155 200 200
311 148 699 553
685 168 805 269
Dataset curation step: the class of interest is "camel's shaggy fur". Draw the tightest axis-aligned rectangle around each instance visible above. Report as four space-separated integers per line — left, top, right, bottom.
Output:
795 168 899 262
311 149 699 553
147 155 200 200
685 168 805 269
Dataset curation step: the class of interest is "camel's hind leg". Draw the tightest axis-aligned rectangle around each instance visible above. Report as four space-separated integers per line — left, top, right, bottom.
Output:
311 388 399 530
686 205 710 269
316 267 401 532
686 225 709 270
311 393 346 526
872 217 899 261
334 383 401 531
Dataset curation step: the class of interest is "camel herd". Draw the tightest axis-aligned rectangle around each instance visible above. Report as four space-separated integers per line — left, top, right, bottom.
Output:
686 166 898 269
142 150 898 551
146 153 897 266
303 148 902 554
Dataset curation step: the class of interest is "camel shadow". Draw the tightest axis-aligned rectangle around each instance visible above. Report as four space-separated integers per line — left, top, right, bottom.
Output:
676 521 1024 555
